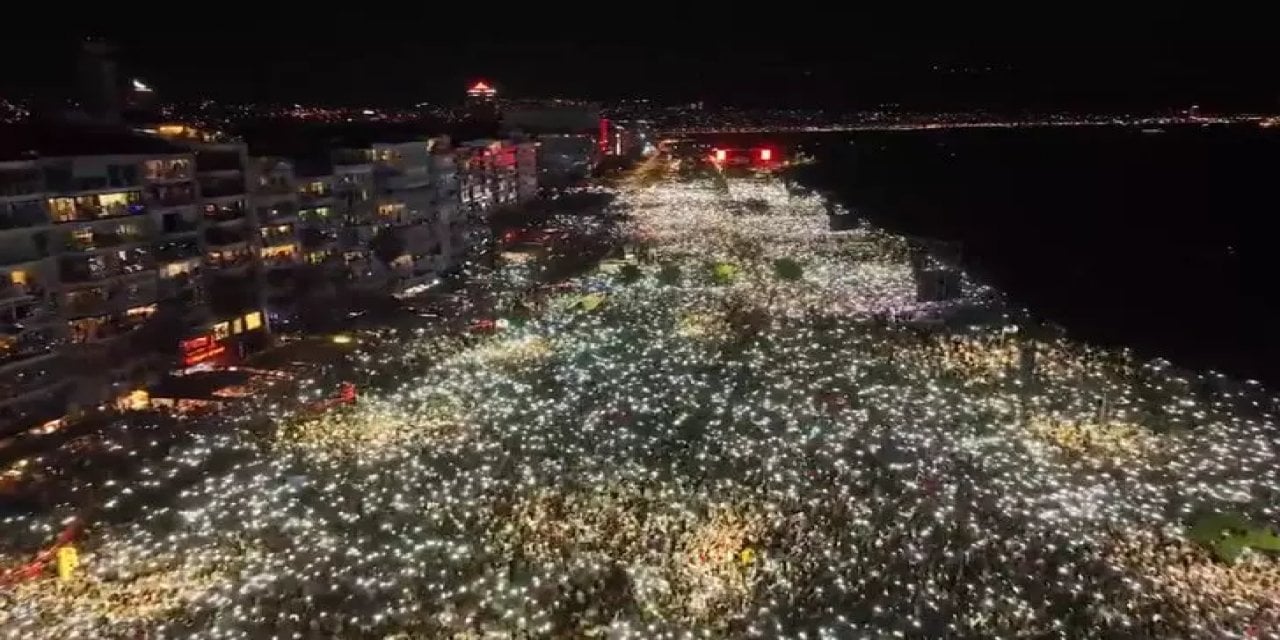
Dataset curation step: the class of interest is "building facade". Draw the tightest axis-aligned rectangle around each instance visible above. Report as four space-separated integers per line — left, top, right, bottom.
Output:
0 159 69 433
0 122 537 437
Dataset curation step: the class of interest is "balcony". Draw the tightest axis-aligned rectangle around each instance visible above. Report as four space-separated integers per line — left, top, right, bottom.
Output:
157 270 202 300
0 277 49 303
0 242 52 267
64 228 150 253
258 202 298 223
255 179 295 196
60 251 154 285
0 298 53 330
200 177 246 199
299 227 338 251
0 168 43 199
147 184 197 208
68 306 157 344
160 213 201 235
259 225 297 247
44 170 139 193
144 159 194 183
62 279 157 318
0 201 49 229
204 226 252 247
0 383 69 439
155 238 203 263
298 190 333 207
206 250 255 271
0 359 65 402
300 203 340 223
203 201 247 224
48 192 147 223
0 328 59 367
377 169 432 191
195 151 244 173
261 239 300 267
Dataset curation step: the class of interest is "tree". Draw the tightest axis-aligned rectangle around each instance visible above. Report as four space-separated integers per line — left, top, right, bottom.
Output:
657 264 681 286
1189 511 1280 563
772 257 804 282
710 261 738 285
617 263 643 284
370 227 406 266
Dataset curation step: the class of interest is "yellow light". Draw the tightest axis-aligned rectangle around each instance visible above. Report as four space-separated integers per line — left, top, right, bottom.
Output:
57 546 79 581
244 311 263 331
331 334 354 345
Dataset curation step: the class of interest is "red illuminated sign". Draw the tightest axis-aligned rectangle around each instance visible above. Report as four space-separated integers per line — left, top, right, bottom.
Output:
713 149 727 162
181 335 227 367
759 148 773 161
599 118 610 152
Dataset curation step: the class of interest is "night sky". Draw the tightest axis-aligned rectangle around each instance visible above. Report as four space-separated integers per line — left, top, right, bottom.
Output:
2 11 1276 110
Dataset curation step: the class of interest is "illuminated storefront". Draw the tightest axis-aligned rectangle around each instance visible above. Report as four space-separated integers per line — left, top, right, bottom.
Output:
180 310 267 368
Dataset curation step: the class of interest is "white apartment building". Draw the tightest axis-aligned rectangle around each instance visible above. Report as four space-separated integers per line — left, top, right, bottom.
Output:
0 120 538 436
44 152 168 410
332 158 379 291
0 159 68 434
148 127 271 368
332 137 457 296
248 156 303 330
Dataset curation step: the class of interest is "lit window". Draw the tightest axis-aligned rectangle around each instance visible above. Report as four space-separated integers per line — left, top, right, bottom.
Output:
48 198 77 222
160 260 198 278
98 192 132 207
232 318 244 334
244 311 263 331
212 321 231 340
261 245 296 259
125 305 156 323
10 271 28 285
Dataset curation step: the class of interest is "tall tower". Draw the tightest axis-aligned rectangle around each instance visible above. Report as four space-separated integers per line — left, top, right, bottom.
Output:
465 80 498 121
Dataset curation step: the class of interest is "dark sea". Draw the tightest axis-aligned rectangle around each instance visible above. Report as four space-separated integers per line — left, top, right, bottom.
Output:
719 125 1280 385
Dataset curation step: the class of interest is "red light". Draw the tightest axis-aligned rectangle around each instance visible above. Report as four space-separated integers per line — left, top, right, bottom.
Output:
467 81 496 96
339 382 357 404
713 149 727 162
759 148 773 161
182 342 226 367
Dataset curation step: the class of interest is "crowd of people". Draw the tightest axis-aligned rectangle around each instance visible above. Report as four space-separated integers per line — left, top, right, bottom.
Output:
0 178 1277 638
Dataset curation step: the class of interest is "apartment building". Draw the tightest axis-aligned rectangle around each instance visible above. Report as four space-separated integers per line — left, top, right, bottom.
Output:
0 120 537 436
0 125 205 432
332 154 379 291
248 156 303 330
332 136 451 296
0 158 68 434
429 143 467 276
149 152 207 342
149 126 270 368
